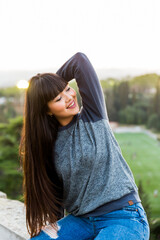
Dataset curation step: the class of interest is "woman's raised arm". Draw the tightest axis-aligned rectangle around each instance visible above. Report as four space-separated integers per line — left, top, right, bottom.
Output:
56 52 108 121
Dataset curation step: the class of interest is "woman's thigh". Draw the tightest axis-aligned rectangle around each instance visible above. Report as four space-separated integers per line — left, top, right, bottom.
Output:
94 203 150 240
30 214 93 240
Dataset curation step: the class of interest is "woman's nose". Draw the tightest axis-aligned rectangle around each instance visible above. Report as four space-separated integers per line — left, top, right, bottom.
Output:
65 93 73 102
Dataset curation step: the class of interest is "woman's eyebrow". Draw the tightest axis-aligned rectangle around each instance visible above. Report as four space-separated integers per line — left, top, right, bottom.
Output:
65 84 69 89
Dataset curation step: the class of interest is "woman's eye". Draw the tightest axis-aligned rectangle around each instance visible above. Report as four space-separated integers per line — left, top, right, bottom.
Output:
56 97 62 102
66 87 70 91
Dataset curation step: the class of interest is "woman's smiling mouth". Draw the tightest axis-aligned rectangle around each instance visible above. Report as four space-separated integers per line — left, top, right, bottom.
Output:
67 100 76 109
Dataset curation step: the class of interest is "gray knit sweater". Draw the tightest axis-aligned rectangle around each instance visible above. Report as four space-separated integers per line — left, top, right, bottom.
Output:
54 52 140 216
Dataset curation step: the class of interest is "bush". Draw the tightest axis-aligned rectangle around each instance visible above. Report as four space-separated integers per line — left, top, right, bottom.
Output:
119 103 151 125
135 108 147 124
0 116 23 200
147 114 160 131
119 106 136 124
150 218 160 240
0 172 23 199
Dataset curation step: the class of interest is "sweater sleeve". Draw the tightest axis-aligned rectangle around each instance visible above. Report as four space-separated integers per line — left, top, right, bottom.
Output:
56 52 108 121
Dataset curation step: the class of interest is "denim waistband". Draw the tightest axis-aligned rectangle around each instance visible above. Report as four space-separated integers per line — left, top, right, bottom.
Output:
79 190 141 218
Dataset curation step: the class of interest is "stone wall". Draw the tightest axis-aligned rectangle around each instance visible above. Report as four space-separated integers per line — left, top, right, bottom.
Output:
0 191 29 240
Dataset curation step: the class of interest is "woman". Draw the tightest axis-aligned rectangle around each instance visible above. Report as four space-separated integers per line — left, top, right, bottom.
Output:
20 52 150 239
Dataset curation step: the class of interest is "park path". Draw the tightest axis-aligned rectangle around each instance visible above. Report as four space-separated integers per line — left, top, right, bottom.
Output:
109 122 159 140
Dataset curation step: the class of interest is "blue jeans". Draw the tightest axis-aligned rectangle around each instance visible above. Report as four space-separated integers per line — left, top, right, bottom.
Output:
31 203 150 240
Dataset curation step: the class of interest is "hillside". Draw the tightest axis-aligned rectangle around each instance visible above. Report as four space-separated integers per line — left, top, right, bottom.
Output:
1 68 160 88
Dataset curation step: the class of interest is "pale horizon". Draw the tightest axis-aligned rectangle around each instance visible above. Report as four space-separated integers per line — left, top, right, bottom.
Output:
0 67 160 88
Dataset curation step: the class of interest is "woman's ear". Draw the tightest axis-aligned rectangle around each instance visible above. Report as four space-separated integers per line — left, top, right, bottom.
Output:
47 111 54 117
47 112 54 117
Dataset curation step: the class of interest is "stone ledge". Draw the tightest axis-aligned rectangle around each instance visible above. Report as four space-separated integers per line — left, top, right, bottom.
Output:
0 192 29 240
0 224 26 240
0 191 7 199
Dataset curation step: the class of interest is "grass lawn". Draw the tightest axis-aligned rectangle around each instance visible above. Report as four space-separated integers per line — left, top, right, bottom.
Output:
114 132 160 219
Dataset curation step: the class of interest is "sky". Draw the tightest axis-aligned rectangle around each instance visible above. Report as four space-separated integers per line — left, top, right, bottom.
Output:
0 0 160 71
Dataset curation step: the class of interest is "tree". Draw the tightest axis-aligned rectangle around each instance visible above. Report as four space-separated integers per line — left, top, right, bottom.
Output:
153 77 160 117
118 81 129 109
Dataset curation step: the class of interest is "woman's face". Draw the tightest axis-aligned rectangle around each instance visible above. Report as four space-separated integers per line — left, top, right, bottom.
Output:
47 84 80 127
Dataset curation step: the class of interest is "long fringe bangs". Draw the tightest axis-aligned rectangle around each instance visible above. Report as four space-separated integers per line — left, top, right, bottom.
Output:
38 73 68 102
27 73 68 114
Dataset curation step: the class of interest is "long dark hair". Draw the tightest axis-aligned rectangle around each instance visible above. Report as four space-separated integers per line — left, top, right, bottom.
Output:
19 73 68 238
